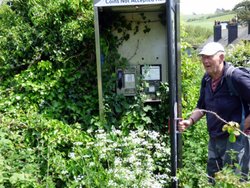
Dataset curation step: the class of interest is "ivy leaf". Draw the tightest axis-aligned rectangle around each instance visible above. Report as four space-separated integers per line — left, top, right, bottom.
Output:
142 116 152 124
227 127 234 134
124 34 130 41
143 105 152 112
233 130 240 136
143 26 151 33
222 124 228 131
229 134 236 143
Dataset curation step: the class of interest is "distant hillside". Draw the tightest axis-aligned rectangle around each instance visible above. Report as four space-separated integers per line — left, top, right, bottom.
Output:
180 11 238 47
181 11 237 29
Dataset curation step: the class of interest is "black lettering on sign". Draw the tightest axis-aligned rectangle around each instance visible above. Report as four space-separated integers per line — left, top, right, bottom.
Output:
120 0 130 3
105 0 119 4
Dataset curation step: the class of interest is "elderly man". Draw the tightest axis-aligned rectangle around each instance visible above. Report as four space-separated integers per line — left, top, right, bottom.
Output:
178 42 250 183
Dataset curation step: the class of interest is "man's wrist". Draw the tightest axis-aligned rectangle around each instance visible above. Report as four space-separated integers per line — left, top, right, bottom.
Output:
244 127 250 135
189 117 195 125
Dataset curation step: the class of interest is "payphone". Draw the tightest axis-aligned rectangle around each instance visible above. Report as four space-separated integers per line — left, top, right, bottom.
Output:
116 66 137 96
140 64 162 99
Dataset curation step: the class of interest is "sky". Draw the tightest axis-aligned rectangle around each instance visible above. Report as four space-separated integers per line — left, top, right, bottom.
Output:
180 0 243 15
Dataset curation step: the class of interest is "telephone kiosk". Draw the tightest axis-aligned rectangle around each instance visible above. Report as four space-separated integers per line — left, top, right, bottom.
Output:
94 0 181 186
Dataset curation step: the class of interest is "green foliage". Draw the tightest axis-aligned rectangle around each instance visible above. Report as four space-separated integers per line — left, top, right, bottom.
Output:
0 0 99 126
0 110 172 187
102 81 169 133
177 119 210 188
226 41 250 67
0 111 93 187
233 0 250 23
180 24 205 114
0 0 172 187
222 122 241 143
181 24 212 48
214 166 250 188
177 24 210 187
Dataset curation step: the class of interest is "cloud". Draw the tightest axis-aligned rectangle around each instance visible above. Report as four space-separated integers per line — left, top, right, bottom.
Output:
180 0 242 15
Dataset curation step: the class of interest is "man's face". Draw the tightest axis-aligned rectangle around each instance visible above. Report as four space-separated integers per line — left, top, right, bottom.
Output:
200 52 224 77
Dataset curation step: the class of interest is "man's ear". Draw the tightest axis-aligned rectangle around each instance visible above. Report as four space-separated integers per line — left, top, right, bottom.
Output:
219 53 225 63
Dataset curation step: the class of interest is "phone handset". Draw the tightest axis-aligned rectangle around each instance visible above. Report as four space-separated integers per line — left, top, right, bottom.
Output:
117 69 123 89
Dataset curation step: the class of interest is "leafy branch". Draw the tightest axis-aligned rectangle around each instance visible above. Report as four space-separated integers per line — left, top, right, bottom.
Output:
193 109 250 142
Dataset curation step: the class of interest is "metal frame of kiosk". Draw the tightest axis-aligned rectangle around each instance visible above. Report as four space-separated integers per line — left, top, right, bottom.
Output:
94 0 181 187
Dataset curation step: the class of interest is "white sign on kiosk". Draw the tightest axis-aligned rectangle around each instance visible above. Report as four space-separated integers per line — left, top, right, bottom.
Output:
141 65 161 81
124 74 136 89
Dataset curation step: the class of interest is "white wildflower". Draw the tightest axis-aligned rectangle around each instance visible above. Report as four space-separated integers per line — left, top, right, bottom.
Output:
148 131 160 140
69 152 75 159
74 142 83 146
89 162 95 167
61 170 68 175
114 157 122 166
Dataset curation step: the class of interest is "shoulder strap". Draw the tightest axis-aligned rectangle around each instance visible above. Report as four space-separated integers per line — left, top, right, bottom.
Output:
225 64 245 131
225 65 239 96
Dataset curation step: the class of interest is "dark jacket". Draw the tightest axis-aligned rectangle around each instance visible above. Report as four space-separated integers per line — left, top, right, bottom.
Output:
197 62 250 138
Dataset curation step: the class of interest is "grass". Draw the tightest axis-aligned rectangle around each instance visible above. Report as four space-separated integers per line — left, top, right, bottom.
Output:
181 13 237 29
179 12 237 47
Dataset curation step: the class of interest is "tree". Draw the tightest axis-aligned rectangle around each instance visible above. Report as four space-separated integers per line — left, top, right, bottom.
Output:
233 0 250 34
233 0 250 23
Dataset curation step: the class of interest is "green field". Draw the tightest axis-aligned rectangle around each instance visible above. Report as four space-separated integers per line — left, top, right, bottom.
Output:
181 13 237 29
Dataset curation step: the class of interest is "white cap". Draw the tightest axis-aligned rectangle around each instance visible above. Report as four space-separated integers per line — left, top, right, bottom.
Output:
199 42 225 56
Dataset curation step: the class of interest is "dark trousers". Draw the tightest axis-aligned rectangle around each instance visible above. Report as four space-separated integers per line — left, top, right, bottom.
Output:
207 136 244 182
241 137 250 179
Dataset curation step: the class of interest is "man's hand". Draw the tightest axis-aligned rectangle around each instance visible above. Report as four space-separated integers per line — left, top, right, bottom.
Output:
178 119 193 133
178 109 204 132
244 114 250 135
244 129 250 135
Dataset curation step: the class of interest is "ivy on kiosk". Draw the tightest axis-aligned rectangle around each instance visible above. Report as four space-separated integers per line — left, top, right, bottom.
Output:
94 0 170 102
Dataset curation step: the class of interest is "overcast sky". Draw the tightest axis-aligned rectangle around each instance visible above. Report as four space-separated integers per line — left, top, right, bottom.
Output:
180 0 243 15
0 0 242 15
